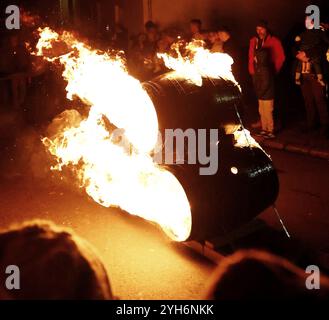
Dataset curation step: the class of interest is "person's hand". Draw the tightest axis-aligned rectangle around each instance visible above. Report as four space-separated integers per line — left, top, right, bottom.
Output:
296 51 309 62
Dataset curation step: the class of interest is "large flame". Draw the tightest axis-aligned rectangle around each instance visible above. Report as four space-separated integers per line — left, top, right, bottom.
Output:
157 40 262 151
36 27 191 241
158 40 240 88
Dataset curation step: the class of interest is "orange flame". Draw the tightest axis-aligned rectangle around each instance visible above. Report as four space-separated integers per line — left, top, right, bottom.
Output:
36 27 192 241
158 40 240 89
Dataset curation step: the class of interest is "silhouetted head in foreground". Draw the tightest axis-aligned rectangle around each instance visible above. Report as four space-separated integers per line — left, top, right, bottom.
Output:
204 249 329 300
0 221 113 300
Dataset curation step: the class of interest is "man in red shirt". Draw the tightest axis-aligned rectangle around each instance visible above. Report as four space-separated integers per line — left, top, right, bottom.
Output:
249 20 285 139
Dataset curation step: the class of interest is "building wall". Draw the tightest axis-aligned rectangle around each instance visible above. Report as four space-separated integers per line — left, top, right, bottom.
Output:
120 0 144 37
150 0 312 41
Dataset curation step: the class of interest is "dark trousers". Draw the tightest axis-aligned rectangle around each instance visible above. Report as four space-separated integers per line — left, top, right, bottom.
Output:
301 74 328 128
296 59 322 75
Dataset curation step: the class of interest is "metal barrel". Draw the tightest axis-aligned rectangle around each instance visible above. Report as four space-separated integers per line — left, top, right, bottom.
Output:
143 72 243 135
143 73 279 241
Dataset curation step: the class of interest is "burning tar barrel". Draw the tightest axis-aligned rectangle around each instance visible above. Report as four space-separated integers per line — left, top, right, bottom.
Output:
143 72 243 136
143 72 279 242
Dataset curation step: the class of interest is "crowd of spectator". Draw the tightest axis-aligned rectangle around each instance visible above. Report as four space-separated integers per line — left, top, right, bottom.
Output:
127 19 235 81
123 17 329 140
0 14 328 139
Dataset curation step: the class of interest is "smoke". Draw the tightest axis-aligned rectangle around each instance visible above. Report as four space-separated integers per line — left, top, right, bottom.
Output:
0 127 50 180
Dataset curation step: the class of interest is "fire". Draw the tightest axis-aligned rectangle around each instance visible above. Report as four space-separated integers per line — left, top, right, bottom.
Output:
35 27 158 153
157 39 262 152
35 27 59 56
36 27 192 241
233 128 262 149
233 128 270 159
158 40 240 88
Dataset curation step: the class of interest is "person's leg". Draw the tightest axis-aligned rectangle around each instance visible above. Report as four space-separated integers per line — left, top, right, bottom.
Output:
252 100 262 133
258 99 267 132
311 76 329 135
263 99 275 137
252 75 263 131
300 75 316 129
295 61 302 85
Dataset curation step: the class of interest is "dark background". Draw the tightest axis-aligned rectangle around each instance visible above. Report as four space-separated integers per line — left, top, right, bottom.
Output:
0 0 328 128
